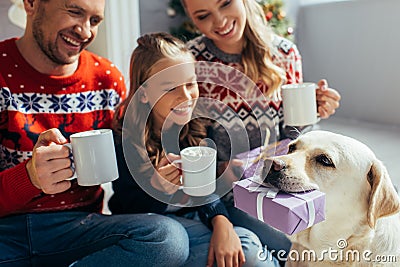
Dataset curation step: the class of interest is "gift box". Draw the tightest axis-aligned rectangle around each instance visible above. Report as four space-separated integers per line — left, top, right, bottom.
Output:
235 139 291 179
233 178 325 235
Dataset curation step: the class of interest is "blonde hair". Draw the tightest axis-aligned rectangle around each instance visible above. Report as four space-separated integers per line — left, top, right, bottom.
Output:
113 32 207 167
181 0 286 97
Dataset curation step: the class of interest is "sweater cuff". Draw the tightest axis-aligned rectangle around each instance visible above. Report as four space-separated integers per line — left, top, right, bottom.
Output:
4 160 42 205
198 197 230 229
205 203 230 221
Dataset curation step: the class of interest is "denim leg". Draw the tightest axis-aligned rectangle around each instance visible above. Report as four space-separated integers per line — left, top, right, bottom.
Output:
0 212 188 267
235 227 280 267
226 200 292 258
170 215 280 267
0 214 30 267
167 215 211 267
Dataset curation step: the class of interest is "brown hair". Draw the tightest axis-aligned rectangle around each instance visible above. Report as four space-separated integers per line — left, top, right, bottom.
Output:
113 32 207 166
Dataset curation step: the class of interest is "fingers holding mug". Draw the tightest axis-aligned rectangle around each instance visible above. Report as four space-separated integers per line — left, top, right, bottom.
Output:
26 128 72 194
62 143 77 181
316 91 340 119
150 153 182 194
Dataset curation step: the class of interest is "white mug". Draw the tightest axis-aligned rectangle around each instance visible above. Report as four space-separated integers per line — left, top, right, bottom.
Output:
174 146 217 196
64 129 119 186
281 82 319 126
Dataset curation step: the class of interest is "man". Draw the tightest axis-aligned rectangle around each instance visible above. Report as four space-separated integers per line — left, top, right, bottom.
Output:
0 1 188 266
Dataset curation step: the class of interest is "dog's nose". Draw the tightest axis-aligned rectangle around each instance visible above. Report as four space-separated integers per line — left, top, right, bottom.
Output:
263 158 286 174
272 159 286 171
261 158 286 185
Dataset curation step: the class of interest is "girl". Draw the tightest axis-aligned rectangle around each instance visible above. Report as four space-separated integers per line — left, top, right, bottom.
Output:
181 0 340 264
109 32 280 267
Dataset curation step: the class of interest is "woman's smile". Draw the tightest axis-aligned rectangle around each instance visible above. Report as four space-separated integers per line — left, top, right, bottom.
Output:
215 21 235 36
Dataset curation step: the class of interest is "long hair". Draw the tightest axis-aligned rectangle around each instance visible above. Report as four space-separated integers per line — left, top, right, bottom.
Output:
242 0 286 97
181 0 286 98
112 32 207 167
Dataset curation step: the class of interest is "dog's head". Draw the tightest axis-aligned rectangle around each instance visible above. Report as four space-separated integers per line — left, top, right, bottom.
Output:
262 130 400 228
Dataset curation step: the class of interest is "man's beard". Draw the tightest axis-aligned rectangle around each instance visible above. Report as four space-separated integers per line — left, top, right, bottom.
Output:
32 10 78 65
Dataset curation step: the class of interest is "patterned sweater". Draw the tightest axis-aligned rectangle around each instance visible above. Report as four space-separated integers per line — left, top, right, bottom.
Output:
187 35 303 160
0 38 126 218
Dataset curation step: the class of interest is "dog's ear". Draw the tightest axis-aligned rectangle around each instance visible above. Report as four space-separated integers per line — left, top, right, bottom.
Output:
367 159 400 228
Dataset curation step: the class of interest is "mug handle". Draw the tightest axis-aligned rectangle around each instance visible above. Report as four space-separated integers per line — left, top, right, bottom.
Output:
171 159 182 167
63 143 77 180
171 159 184 190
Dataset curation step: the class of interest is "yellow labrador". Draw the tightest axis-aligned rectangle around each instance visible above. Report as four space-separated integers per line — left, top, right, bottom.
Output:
262 131 400 266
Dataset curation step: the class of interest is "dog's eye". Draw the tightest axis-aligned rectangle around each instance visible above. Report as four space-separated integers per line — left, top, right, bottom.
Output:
288 144 296 153
315 154 335 168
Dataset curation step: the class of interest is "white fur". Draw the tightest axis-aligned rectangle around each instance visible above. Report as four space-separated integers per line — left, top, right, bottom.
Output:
266 131 400 266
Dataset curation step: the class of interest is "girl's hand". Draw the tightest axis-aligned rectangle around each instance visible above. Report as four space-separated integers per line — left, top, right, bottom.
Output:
316 79 341 119
207 215 245 267
150 153 182 194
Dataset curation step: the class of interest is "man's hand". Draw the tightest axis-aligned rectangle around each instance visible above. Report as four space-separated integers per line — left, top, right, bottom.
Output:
26 128 73 194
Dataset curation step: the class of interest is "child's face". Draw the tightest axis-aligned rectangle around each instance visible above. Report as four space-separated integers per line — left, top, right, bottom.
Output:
184 0 246 54
142 57 199 131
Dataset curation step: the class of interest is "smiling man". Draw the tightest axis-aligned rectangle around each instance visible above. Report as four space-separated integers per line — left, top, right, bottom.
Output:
0 1 187 266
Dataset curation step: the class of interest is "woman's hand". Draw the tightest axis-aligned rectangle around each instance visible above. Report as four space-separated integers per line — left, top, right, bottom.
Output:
316 79 341 119
150 153 182 194
207 215 245 267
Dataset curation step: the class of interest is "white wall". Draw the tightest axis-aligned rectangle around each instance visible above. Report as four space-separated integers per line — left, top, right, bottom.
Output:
0 1 24 41
285 0 352 27
89 0 140 80
296 0 400 126
139 0 185 34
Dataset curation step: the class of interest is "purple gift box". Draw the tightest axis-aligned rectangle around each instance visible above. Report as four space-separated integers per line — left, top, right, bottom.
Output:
233 178 325 235
235 139 291 179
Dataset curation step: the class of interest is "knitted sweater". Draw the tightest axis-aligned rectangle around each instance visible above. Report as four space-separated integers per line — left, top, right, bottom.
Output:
0 38 126 218
187 35 303 160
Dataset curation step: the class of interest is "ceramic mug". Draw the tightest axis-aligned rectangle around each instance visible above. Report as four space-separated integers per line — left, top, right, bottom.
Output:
64 129 119 186
174 146 217 196
281 82 319 126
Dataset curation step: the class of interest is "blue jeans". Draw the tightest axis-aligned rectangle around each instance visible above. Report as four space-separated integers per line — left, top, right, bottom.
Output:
169 215 280 267
0 211 188 267
225 202 292 265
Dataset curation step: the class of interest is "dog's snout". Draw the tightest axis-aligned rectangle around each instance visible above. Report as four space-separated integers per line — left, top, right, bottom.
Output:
263 158 286 175
272 159 286 171
261 158 287 185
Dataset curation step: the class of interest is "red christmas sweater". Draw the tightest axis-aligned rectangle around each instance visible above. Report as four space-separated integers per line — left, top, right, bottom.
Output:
187 35 303 160
0 38 126 218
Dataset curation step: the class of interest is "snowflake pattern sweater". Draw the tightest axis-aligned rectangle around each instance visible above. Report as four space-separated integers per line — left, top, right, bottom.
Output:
187 35 303 160
0 38 126 217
